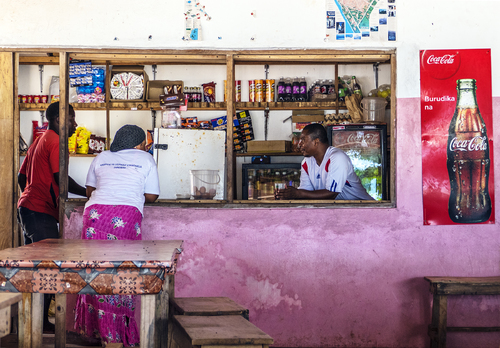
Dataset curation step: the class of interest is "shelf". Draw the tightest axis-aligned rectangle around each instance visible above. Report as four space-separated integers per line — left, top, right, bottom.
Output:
236 152 302 157
235 102 345 110
69 153 97 157
19 103 106 111
19 101 345 111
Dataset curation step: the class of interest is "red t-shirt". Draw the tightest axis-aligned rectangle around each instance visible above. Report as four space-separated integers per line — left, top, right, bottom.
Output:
18 129 60 221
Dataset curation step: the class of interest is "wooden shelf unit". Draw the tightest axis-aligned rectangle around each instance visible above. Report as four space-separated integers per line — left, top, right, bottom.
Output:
14 48 396 208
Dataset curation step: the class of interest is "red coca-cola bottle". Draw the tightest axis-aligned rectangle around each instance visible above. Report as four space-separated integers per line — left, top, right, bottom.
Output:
447 78 491 223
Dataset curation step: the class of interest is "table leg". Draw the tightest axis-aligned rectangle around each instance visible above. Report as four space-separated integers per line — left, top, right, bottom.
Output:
19 293 32 348
141 294 156 348
55 294 66 348
155 274 175 348
31 293 43 348
430 293 447 348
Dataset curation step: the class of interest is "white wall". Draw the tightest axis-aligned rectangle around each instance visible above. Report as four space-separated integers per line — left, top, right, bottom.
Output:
3 1 499 98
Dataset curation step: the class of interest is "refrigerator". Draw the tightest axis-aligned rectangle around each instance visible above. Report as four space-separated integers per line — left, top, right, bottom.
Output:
153 128 226 200
327 124 388 201
242 163 302 200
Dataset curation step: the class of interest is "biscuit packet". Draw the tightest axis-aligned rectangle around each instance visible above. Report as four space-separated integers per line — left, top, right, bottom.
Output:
75 126 92 154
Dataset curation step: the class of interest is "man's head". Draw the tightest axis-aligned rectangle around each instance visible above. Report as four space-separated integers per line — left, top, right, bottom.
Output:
299 123 328 157
110 125 146 152
45 102 77 136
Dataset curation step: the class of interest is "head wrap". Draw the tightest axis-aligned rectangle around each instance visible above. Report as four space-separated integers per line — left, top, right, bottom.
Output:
110 125 146 152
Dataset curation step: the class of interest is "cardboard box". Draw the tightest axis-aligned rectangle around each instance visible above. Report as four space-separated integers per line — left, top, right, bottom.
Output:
246 140 291 153
292 114 325 132
147 80 184 102
110 66 149 102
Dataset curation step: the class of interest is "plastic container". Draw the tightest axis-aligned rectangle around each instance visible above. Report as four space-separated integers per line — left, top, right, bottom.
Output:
190 170 220 200
360 97 387 123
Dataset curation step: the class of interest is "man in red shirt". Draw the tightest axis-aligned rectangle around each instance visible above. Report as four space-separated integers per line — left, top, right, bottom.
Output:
17 101 86 331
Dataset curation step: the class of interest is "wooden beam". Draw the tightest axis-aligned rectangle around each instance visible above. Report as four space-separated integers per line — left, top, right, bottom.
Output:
19 293 32 348
55 294 66 348
226 54 235 202
58 52 69 237
13 53 21 247
233 54 392 64
390 53 397 205
31 293 43 348
0 52 15 250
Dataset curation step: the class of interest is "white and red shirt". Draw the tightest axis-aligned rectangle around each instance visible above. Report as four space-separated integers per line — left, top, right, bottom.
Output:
299 146 373 200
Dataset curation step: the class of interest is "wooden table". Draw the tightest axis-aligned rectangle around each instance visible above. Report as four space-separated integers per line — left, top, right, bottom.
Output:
0 292 23 343
424 276 500 348
0 239 183 348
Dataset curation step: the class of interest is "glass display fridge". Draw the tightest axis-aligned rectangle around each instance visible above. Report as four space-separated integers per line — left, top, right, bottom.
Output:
327 124 388 201
242 163 302 200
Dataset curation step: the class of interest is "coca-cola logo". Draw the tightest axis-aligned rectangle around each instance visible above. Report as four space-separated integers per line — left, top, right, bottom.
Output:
346 133 379 146
426 54 456 65
421 50 461 80
449 136 487 152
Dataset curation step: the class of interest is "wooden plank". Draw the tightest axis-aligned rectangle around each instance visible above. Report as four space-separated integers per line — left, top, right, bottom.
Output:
31 293 43 348
58 51 70 237
0 306 11 338
173 315 273 346
425 276 500 295
13 52 21 248
69 53 227 65
429 294 447 348
447 326 500 332
0 52 15 250
233 54 391 64
0 292 23 309
0 239 183 265
55 294 66 348
141 294 156 348
105 61 111 150
390 53 397 204
226 54 235 202
19 293 32 348
172 297 249 319
155 275 172 348
106 343 124 348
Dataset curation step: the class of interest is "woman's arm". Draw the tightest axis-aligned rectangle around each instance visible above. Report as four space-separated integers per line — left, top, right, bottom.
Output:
144 193 159 203
86 186 96 199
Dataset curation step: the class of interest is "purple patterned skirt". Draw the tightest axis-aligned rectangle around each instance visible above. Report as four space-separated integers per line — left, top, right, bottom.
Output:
74 204 142 346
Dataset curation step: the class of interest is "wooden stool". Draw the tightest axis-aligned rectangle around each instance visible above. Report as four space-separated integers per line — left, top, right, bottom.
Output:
170 315 273 348
171 297 249 320
425 276 500 348
0 292 23 341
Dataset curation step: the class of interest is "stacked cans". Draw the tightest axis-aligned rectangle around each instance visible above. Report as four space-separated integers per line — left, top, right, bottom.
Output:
18 95 49 103
224 80 242 102
248 79 275 102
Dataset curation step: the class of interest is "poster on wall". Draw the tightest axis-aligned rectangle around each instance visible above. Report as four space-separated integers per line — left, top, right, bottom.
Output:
420 49 495 225
326 0 396 41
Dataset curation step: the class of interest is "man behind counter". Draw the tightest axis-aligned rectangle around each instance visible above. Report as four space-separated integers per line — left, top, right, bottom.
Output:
18 102 86 332
275 123 373 201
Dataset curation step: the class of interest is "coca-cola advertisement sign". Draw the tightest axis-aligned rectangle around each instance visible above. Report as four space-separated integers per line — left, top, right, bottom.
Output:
421 50 462 80
420 49 495 225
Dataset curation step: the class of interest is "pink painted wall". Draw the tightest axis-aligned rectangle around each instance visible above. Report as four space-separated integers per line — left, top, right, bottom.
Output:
65 97 500 347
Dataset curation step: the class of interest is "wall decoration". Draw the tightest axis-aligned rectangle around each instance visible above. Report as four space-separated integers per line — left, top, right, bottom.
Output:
420 49 495 225
184 0 212 41
326 0 396 41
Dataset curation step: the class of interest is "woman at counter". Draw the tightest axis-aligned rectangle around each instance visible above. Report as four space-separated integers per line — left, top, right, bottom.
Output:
74 124 160 346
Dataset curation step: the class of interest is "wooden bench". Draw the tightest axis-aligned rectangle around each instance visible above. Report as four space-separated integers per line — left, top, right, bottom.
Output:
0 292 23 343
425 276 500 348
170 315 273 348
171 297 250 320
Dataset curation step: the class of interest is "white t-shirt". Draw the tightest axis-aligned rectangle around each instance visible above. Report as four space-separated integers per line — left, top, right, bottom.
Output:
84 149 160 215
299 146 373 200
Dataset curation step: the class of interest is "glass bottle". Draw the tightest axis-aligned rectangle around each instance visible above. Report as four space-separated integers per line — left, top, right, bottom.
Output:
447 78 491 223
